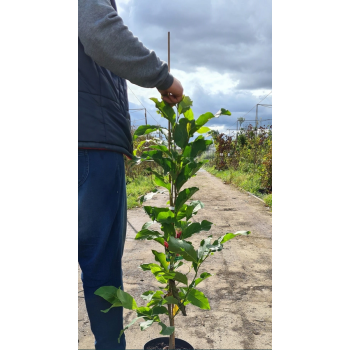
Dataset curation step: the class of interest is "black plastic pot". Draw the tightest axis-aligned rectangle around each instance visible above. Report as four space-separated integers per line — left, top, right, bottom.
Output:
143 337 194 350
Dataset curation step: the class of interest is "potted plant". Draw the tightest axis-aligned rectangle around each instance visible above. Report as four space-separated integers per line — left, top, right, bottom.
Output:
95 96 250 350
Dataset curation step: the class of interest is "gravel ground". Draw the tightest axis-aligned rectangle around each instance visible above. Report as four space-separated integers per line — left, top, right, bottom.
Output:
78 169 272 349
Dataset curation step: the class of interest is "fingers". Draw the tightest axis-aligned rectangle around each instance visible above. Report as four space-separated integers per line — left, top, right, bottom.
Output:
170 94 183 104
161 95 176 106
160 93 182 105
158 77 184 105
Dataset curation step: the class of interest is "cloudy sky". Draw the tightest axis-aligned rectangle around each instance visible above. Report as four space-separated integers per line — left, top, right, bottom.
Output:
117 0 272 134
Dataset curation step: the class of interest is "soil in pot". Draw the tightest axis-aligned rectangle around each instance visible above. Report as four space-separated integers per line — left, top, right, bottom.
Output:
144 337 194 350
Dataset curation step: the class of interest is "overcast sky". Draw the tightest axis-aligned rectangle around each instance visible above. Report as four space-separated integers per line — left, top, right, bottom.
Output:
117 0 272 134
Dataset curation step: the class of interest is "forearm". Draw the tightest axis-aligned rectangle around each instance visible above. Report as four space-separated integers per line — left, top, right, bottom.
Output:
78 0 173 90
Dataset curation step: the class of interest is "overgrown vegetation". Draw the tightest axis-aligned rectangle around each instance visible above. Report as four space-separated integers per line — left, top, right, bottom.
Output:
205 166 272 208
204 124 272 208
126 175 156 209
125 126 162 209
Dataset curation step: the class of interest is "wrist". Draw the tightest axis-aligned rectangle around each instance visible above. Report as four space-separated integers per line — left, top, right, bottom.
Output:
157 73 174 91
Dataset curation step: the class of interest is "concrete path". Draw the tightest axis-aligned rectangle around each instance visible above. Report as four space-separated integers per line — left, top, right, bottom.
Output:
78 169 272 349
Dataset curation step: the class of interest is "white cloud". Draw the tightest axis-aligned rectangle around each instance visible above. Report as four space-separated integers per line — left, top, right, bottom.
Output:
120 0 272 130
171 67 239 97
127 83 158 107
127 66 239 108
250 89 272 99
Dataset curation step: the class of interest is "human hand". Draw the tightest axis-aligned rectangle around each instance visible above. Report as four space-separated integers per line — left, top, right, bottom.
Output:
158 77 183 106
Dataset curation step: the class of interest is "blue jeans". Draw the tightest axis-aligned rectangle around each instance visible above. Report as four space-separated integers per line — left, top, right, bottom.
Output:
79 149 127 350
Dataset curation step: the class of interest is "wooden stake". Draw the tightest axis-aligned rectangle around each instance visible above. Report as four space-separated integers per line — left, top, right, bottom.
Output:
168 31 176 350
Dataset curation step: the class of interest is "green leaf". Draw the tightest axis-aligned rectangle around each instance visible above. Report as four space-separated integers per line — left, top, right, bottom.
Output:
142 221 154 230
214 108 231 117
145 290 164 307
149 145 172 158
176 161 204 192
136 307 153 317
140 263 159 271
141 291 157 302
194 272 212 286
182 223 201 239
208 231 251 254
181 218 213 239
144 207 175 224
140 320 154 331
175 161 206 191
175 187 199 213
173 118 190 148
118 316 144 343
141 149 163 160
176 200 204 221
176 220 190 232
183 137 212 159
206 244 223 252
200 220 213 231
177 95 193 115
152 306 169 315
168 236 198 263
117 289 138 310
152 250 169 270
153 174 171 192
172 271 188 285
220 231 250 243
156 271 188 285
160 223 175 241
196 126 211 134
178 290 190 306
135 229 162 240
94 286 122 306
190 200 205 214
174 261 184 269
150 98 176 125
133 125 163 141
184 108 194 120
187 289 210 310
159 322 175 335
176 204 192 220
154 237 165 247
162 296 178 305
197 236 213 261
154 208 175 224
150 266 168 284
153 157 177 180
195 112 215 127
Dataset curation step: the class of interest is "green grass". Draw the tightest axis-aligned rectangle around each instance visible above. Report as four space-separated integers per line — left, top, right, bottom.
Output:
263 193 272 208
126 175 156 209
205 166 272 209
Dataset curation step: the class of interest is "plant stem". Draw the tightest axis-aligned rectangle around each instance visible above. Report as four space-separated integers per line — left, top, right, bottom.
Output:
168 120 174 207
169 253 176 349
169 306 175 349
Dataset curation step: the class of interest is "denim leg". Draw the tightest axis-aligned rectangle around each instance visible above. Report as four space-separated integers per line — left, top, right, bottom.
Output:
78 150 127 350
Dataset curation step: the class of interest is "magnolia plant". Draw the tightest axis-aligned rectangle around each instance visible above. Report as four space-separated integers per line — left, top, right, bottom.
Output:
95 96 250 349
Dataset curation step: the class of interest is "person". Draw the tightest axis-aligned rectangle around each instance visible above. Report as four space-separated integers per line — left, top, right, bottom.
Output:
78 1 183 349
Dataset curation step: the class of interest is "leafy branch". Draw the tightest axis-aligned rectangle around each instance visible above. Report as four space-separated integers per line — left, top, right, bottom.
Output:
95 95 250 349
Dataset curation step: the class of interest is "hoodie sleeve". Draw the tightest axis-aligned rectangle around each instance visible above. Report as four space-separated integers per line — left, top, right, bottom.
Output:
78 0 174 90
